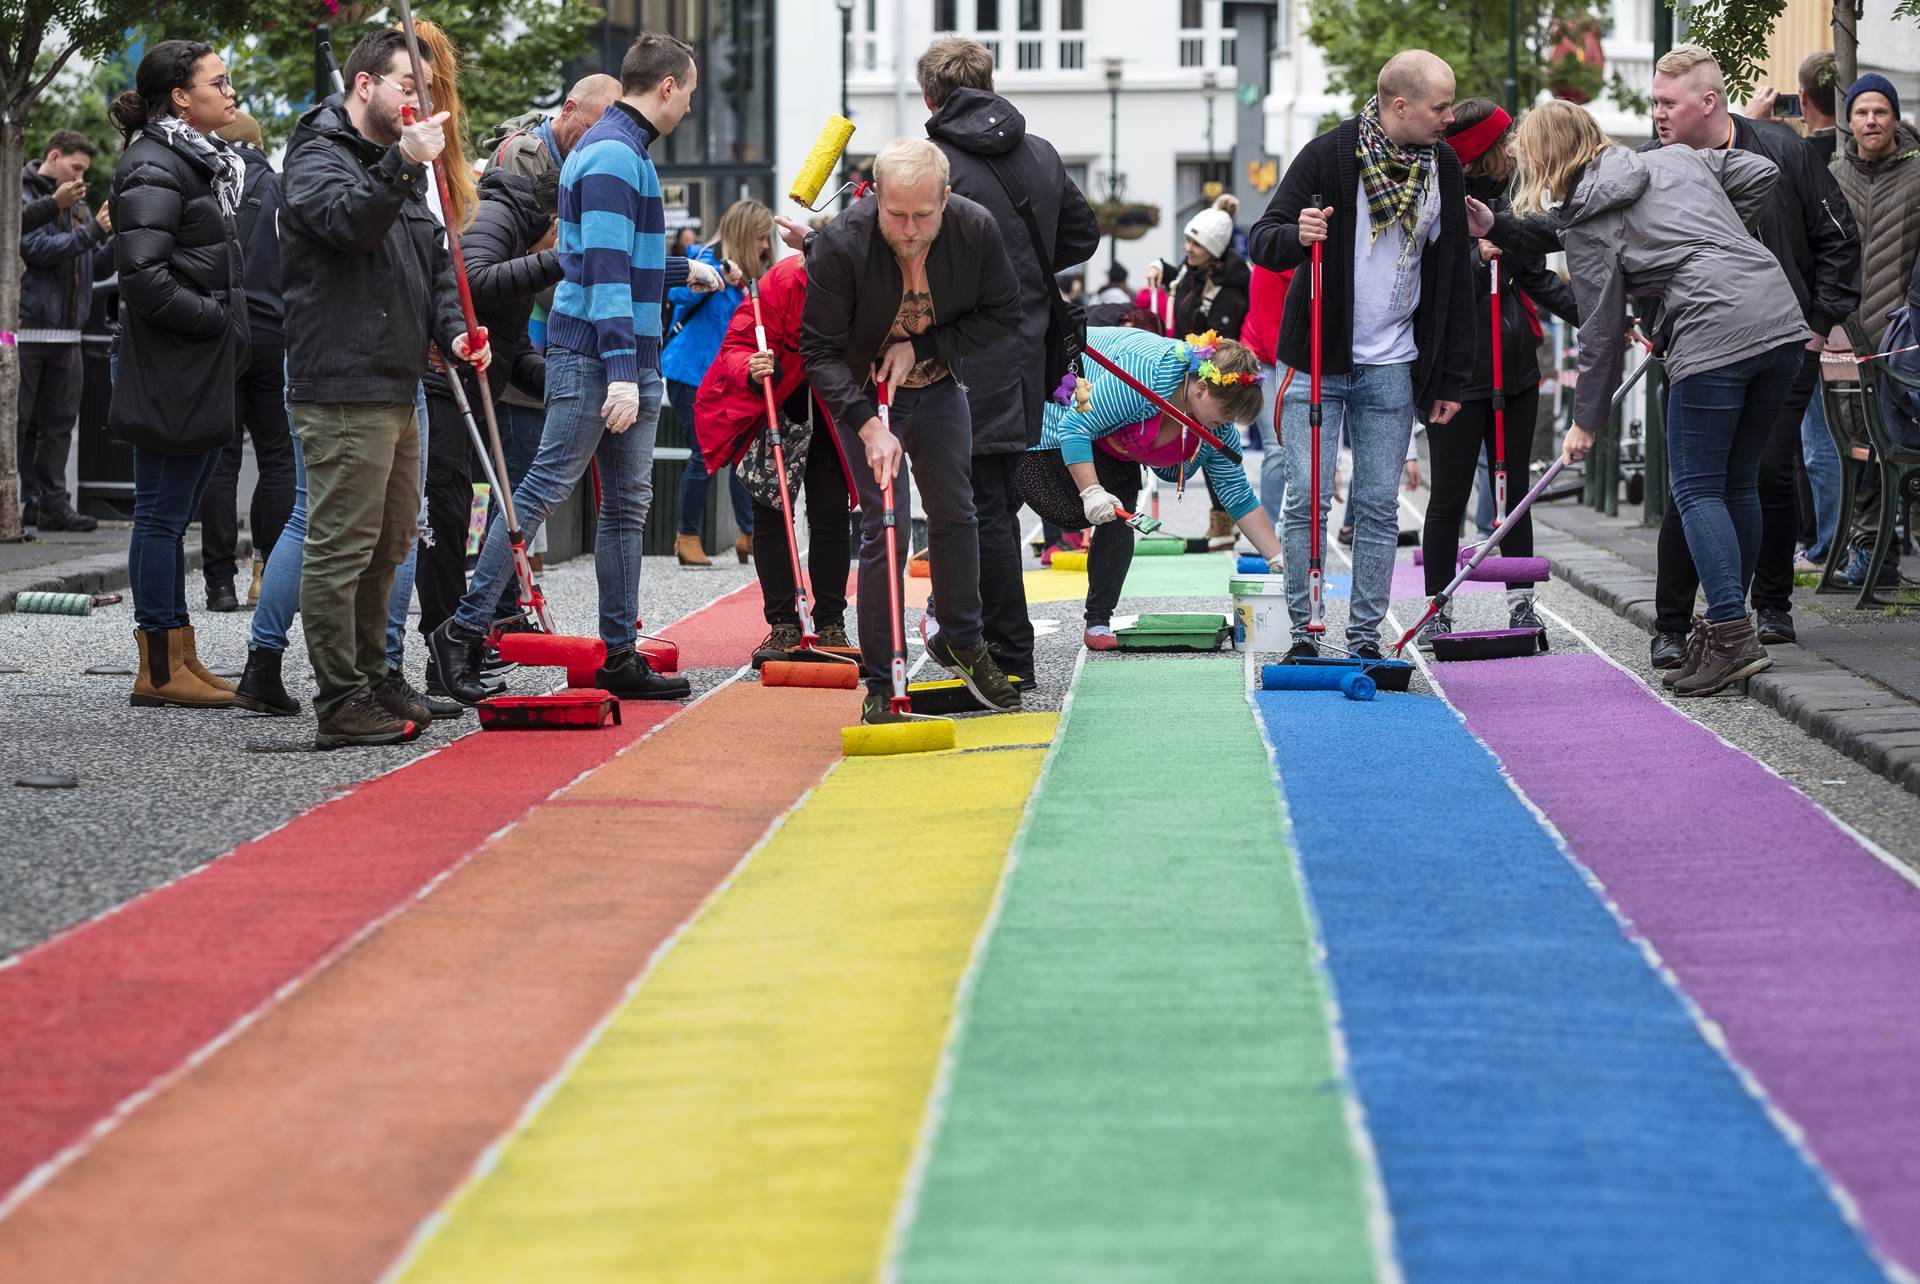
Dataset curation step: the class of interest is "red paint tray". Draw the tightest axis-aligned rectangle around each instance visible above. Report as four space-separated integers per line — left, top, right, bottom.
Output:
477 688 623 730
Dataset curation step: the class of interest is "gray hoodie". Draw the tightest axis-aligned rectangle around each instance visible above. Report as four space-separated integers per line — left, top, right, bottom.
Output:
1559 146 1806 430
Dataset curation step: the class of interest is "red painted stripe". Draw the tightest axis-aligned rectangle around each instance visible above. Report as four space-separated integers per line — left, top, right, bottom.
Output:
0 584 764 1204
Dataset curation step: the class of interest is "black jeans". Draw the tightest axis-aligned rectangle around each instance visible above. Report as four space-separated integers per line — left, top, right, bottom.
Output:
1655 350 1814 631
837 378 980 694
415 376 475 639
753 426 850 629
1423 391 1537 595
669 378 753 537
972 451 1036 681
1019 448 1139 627
201 339 296 588
16 342 82 513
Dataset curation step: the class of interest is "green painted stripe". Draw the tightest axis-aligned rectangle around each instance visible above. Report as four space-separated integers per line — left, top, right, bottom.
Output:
1121 549 1232 598
893 657 1378 1283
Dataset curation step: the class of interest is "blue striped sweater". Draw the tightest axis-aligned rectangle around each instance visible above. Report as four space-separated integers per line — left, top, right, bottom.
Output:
1037 326 1258 519
547 102 690 383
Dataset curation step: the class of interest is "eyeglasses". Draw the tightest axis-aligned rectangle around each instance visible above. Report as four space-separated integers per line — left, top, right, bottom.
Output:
375 72 430 99
194 75 233 93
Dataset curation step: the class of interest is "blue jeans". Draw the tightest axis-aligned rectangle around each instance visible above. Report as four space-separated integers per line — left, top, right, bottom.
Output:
1666 341 1804 623
129 447 220 630
454 351 661 653
383 382 430 668
669 377 752 537
1800 377 1840 561
1256 360 1285 526
490 399 547 619
1278 361 1415 646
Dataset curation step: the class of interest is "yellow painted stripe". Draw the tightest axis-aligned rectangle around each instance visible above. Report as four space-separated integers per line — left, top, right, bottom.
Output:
397 717 1058 1284
1021 567 1090 603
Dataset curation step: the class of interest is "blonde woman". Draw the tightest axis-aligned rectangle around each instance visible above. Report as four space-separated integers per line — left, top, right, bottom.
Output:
1500 99 1806 695
666 197 774 565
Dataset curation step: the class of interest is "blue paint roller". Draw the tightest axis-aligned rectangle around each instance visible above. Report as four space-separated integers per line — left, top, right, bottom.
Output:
1259 663 1377 701
1237 554 1271 574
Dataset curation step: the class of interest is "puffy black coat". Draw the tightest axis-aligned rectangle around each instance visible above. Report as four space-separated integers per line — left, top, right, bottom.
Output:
280 100 464 406
1458 175 1580 403
453 168 561 402
926 88 1101 452
1151 249 1253 341
107 131 249 456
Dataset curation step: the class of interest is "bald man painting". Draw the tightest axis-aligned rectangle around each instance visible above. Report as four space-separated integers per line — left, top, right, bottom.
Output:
1249 49 1476 659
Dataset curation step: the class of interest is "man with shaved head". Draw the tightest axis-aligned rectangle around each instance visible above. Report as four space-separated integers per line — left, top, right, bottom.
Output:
1249 49 1475 660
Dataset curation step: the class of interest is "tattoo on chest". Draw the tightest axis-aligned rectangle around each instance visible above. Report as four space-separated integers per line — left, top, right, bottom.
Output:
890 286 948 387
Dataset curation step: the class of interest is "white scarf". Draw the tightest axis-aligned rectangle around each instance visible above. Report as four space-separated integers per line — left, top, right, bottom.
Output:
146 114 244 219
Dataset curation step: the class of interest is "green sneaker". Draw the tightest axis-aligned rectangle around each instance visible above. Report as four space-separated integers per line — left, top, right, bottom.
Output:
925 634 1021 712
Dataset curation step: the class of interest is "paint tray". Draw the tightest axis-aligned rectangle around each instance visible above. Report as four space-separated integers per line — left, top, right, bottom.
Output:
1274 654 1415 692
1430 627 1548 662
477 688 622 730
1115 612 1233 652
908 675 1027 715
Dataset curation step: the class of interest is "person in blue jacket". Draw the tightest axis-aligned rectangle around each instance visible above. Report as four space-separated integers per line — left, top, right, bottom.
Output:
664 198 773 565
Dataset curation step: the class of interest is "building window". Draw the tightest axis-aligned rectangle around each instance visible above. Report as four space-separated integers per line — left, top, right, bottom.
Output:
864 38 877 70
1063 160 1090 193
1221 36 1236 65
865 0 877 30
1059 38 1084 69
1059 0 1082 29
976 0 999 30
1180 0 1203 28
1178 37 1203 67
1018 0 1040 30
1276 0 1293 54
934 0 957 29
1016 39 1043 69
1176 158 1233 223
979 39 1000 65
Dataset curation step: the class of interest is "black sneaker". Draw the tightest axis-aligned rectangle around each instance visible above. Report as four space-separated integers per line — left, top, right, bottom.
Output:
233 645 300 716
752 624 803 667
387 667 465 720
817 621 853 649
861 691 915 724
428 620 495 706
1755 607 1796 645
1415 609 1454 653
206 580 240 613
35 504 98 533
1337 523 1355 546
1353 643 1385 661
925 633 1020 711
1508 597 1546 633
1285 640 1319 660
596 648 691 701
1650 631 1689 670
314 690 420 750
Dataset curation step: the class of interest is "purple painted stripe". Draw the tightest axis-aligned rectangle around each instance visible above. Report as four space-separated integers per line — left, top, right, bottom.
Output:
1440 651 1920 1276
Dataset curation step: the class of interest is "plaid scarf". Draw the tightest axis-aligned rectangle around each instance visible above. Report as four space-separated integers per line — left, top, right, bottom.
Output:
1355 96 1434 247
145 115 244 220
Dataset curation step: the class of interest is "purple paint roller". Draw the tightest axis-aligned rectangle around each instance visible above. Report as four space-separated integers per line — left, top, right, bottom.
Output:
1455 552 1552 583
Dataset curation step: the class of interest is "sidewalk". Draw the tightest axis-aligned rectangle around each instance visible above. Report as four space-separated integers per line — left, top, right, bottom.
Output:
1532 498 1920 798
0 524 258 612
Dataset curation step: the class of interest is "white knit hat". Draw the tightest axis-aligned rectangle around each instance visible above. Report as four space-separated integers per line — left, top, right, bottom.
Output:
1183 207 1233 259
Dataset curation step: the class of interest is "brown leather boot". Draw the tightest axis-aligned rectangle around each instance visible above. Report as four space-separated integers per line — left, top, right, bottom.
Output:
1661 615 1708 690
179 623 237 694
1207 509 1235 549
1673 614 1772 698
246 555 264 607
675 532 712 567
735 532 753 564
131 628 235 708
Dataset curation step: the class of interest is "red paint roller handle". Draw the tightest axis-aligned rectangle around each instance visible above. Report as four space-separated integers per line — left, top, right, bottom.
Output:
1080 344 1243 465
399 102 487 358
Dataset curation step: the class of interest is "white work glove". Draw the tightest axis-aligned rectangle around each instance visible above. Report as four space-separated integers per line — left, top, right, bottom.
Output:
1267 554 1284 574
685 258 723 293
398 110 450 166
1079 483 1121 525
602 380 640 433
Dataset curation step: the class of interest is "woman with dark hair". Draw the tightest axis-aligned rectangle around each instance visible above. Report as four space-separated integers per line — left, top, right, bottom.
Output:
107 39 249 708
1415 97 1581 649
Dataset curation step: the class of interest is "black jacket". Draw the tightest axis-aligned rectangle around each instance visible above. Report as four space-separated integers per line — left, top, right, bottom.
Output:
800 192 1022 434
1460 175 1580 403
230 143 285 347
106 132 249 456
1249 117 1476 415
443 168 560 402
19 163 112 334
1151 249 1253 340
20 186 60 236
926 88 1101 452
280 99 464 405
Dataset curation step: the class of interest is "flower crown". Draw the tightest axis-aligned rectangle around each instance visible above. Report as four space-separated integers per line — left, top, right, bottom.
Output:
1171 331 1263 387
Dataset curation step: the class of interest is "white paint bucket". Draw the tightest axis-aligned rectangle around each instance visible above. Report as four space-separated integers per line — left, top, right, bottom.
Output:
1229 574 1289 652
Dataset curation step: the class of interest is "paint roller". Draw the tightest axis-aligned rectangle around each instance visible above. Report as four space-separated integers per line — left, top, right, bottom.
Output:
1453 552 1551 583
789 115 867 211
1259 664 1376 701
11 591 121 615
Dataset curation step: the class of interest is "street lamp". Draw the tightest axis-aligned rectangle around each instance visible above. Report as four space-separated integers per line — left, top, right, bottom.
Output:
1202 70 1218 201
837 0 854 208
1105 56 1123 268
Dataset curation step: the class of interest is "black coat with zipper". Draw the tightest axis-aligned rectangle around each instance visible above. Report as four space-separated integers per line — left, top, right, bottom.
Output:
1248 116 1476 417
1459 175 1580 403
925 88 1101 452
280 99 465 406
229 143 285 346
1150 249 1253 340
430 167 561 404
107 131 250 456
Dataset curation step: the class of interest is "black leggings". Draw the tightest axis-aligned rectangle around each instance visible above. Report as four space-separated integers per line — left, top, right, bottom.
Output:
1423 391 1537 595
1017 448 1140 626
751 429 851 629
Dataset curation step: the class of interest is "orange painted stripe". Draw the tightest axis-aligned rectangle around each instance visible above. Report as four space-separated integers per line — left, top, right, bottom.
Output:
0 682 856 1284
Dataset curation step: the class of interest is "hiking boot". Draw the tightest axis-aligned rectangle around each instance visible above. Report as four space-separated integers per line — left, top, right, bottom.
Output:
1755 607 1796 645
926 632 1020 711
1415 608 1454 653
1661 617 1708 689
386 668 464 720
36 504 97 532
314 690 420 750
1650 630 1690 671
373 671 433 725
1083 624 1119 651
1285 640 1319 660
130 628 234 709
675 532 712 567
1673 615 1771 697
752 624 803 667
179 624 237 694
233 645 300 716
206 579 240 612
428 620 495 706
596 647 691 700
817 621 853 650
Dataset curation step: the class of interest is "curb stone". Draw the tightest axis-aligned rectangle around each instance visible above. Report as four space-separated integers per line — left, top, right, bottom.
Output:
1 538 250 615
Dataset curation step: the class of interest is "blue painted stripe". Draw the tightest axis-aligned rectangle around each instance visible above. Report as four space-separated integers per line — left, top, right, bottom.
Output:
1253 689 1884 1283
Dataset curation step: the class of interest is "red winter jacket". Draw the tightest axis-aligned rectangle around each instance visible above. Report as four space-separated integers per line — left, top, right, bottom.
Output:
694 253 859 507
1239 264 1291 367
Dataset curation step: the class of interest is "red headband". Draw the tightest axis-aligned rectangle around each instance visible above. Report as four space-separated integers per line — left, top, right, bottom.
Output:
1447 107 1514 167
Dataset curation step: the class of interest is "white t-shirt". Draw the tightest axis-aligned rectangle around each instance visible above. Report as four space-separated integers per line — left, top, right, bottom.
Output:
1351 171 1440 366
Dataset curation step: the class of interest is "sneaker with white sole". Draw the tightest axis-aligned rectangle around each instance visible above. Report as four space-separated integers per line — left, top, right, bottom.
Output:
1083 624 1118 651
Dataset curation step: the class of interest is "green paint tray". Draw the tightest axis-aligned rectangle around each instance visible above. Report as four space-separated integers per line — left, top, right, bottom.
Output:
1115 613 1234 652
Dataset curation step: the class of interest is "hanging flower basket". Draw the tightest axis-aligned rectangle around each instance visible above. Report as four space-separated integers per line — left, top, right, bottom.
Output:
1095 201 1160 241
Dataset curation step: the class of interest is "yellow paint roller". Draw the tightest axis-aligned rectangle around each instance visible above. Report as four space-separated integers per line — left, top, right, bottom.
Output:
789 115 864 211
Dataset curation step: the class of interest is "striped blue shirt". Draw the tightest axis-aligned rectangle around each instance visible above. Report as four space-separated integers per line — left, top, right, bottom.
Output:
1038 326 1259 520
547 103 690 383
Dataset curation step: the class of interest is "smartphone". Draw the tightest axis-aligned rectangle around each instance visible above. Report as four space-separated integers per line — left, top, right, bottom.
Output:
1775 92 1802 118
